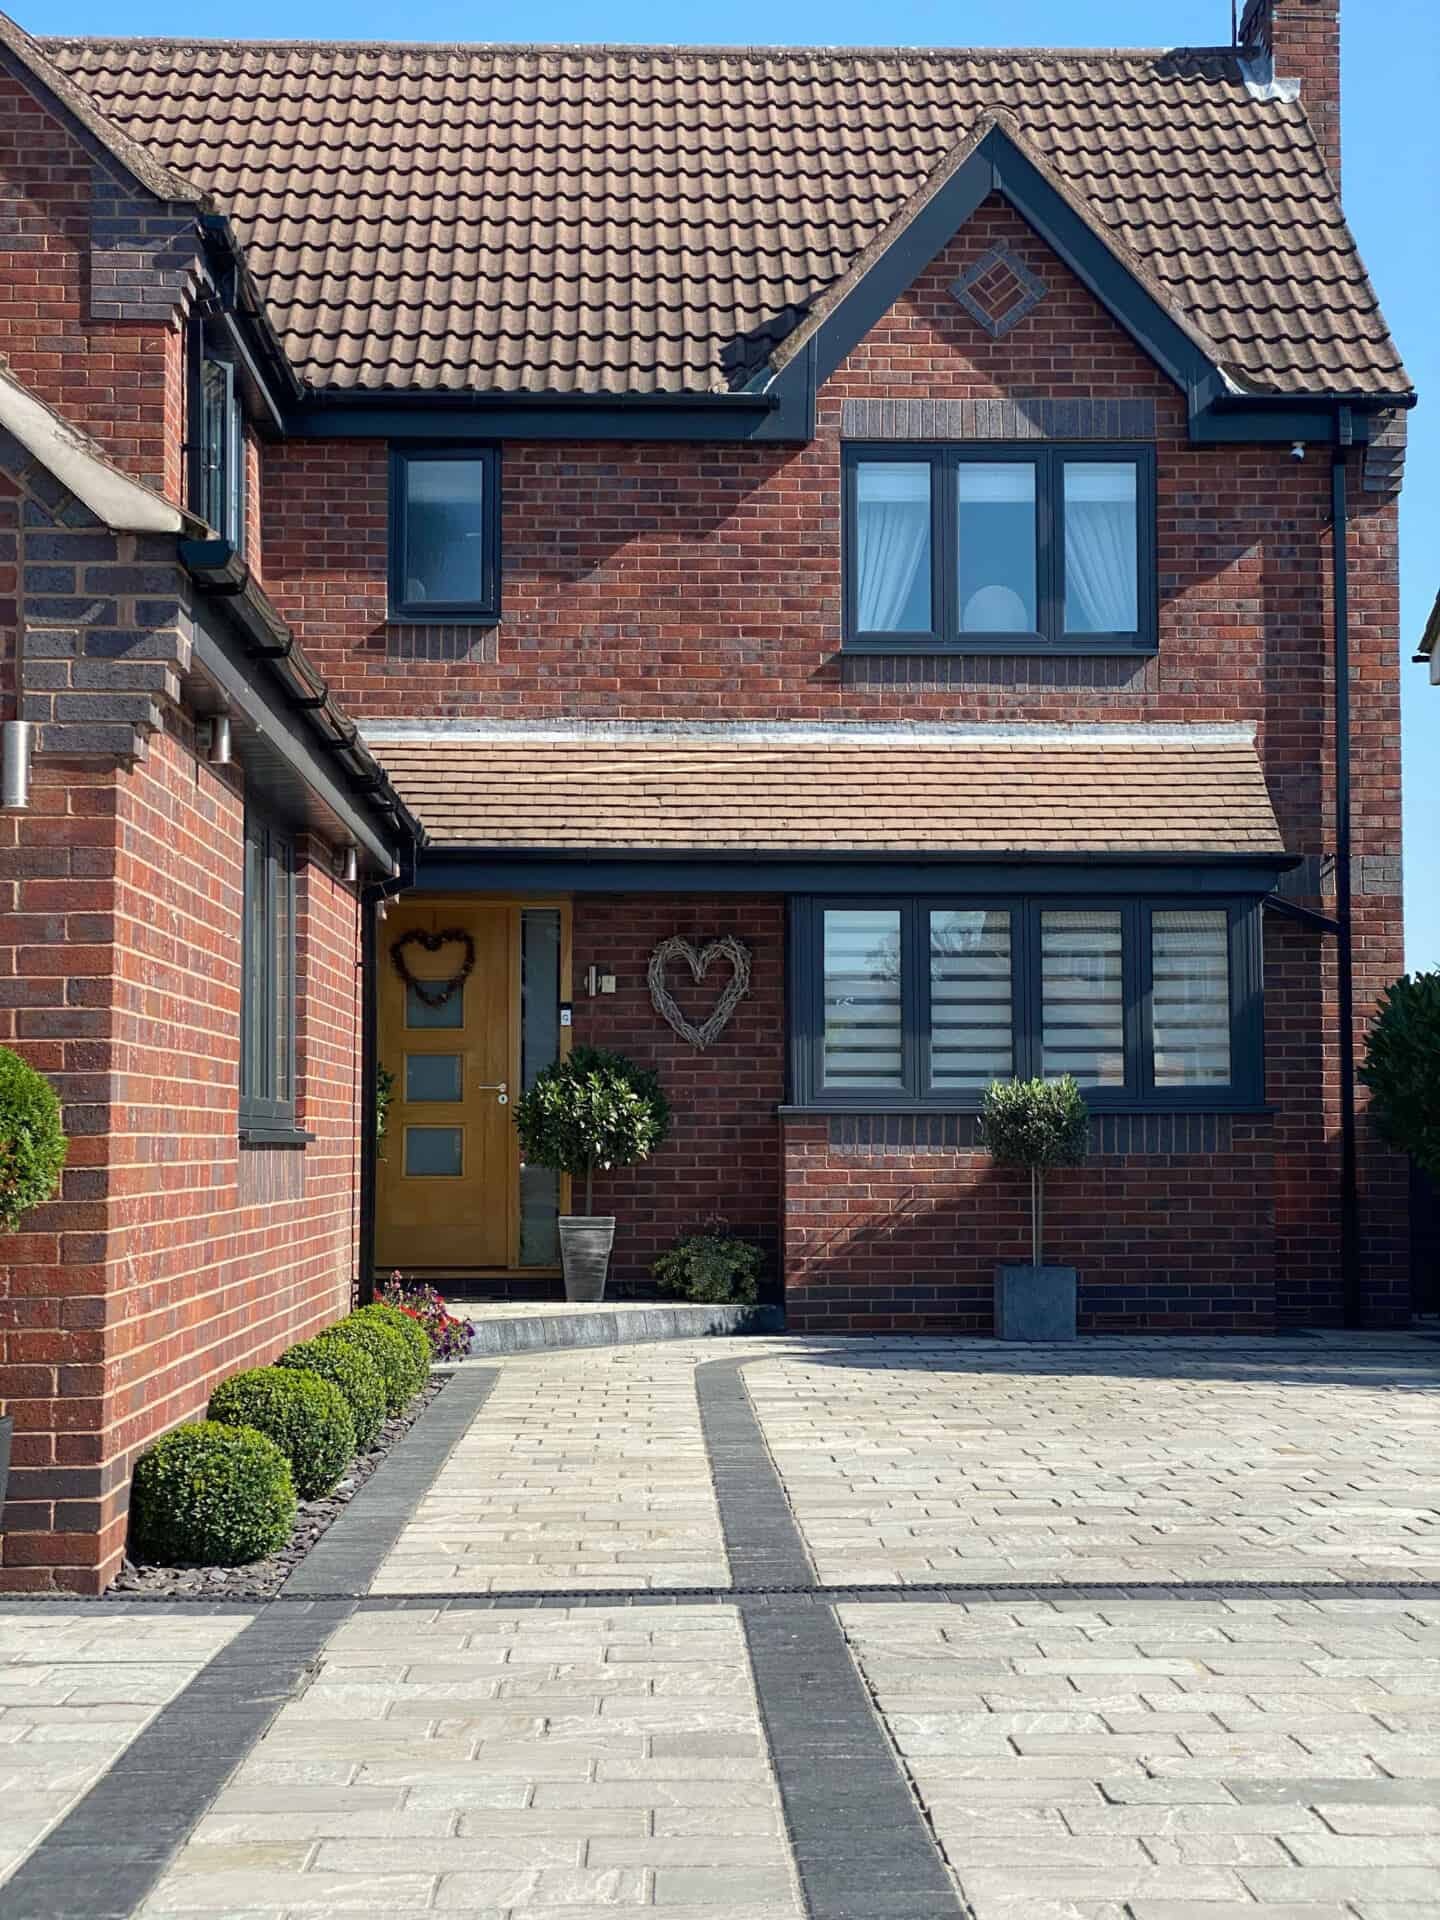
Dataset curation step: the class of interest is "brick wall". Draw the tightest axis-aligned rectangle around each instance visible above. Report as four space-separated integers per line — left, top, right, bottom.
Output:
1240 0 1341 186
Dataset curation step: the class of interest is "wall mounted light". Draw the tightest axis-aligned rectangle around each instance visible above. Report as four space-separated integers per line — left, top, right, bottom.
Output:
207 713 233 765
1 720 32 811
335 844 359 884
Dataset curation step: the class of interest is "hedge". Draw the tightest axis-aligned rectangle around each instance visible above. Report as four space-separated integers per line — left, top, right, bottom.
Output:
277 1334 385 1451
354 1301 432 1381
330 1313 422 1415
129 1421 295 1567
208 1366 356 1499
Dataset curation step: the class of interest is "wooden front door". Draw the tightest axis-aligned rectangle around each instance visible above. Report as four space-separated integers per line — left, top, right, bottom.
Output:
376 901 513 1270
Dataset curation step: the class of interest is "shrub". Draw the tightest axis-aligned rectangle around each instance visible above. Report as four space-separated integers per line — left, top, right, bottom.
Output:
277 1334 385 1451
0 1047 68 1232
129 1421 295 1567
379 1273 471 1364
977 1076 1091 1266
330 1313 419 1415
353 1301 432 1381
512 1044 670 1214
208 1366 356 1499
653 1226 762 1305
1360 971 1440 1183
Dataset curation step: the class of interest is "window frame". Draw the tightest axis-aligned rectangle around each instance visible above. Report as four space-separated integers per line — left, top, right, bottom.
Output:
388 445 502 625
239 809 299 1140
790 894 1262 1113
841 441 1157 656
195 350 247 553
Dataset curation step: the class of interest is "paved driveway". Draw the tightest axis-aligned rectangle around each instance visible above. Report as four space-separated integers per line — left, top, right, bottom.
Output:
0 1332 1436 1920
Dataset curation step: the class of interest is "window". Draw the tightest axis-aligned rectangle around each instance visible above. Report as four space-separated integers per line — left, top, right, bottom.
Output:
389 448 500 622
794 896 1259 1110
844 444 1154 653
196 355 247 551
240 812 297 1137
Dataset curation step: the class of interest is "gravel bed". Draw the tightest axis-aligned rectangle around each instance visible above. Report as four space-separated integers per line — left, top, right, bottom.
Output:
111 1371 452 1601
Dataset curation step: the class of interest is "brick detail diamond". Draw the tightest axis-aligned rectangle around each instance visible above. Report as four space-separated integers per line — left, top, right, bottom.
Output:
950 242 1048 338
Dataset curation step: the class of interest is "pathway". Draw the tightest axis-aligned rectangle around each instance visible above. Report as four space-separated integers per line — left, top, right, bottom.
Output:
0 1332 1436 1919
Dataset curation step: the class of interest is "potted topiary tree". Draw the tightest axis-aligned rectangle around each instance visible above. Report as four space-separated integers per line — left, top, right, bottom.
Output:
978 1075 1090 1341
1360 971 1440 1181
513 1045 670 1301
0 1047 68 1513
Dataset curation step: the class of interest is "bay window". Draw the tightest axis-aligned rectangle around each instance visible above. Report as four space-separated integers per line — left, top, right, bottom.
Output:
844 443 1155 653
794 896 1260 1110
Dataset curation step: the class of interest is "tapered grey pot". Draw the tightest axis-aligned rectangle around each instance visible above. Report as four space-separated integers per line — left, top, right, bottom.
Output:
558 1216 617 1302
994 1264 1078 1341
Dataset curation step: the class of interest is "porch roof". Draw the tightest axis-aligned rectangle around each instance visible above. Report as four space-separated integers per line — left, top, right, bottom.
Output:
366 722 1286 861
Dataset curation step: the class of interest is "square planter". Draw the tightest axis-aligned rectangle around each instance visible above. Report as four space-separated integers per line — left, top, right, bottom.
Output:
994 1264 1078 1341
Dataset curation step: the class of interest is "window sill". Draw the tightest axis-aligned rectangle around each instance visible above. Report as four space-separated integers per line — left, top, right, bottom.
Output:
777 1101 1273 1118
239 1129 315 1150
841 637 1158 658
385 611 500 629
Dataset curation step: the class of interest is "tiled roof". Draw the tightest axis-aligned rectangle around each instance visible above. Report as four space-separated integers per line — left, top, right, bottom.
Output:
42 37 1409 400
365 726 1286 857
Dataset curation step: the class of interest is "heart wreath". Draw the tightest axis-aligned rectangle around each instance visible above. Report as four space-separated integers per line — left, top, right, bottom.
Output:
646 935 752 1051
389 928 477 1009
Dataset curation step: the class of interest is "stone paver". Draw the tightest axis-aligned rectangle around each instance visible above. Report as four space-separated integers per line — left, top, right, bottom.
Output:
137 1603 803 1916
0 1608 250 1889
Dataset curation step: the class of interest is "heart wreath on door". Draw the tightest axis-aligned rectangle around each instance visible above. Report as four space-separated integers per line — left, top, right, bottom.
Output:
389 928 477 1008
646 935 752 1050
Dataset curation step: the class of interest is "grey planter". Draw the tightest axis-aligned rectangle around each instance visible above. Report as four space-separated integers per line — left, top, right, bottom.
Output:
994 1263 1078 1341
558 1216 617 1302
0 1414 11 1537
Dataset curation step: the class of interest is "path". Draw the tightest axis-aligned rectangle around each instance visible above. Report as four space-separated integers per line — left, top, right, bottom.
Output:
0 1332 1436 1919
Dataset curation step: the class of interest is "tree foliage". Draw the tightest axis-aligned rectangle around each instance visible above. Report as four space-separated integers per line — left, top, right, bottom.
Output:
0 1047 67 1232
1360 971 1440 1182
512 1045 670 1212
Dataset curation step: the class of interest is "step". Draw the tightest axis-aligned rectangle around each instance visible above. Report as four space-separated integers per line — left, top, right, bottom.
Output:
457 1299 784 1357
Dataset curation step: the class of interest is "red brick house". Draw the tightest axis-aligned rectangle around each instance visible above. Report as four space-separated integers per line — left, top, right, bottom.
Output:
0 0 1415 1589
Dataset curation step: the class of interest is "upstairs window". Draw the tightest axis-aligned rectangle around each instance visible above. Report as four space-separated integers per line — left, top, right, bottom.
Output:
844 444 1155 653
389 448 500 622
239 810 297 1139
196 354 247 552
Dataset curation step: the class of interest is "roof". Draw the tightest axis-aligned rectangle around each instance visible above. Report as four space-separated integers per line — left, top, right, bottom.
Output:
40 36 1409 401
364 723 1286 858
1418 588 1440 684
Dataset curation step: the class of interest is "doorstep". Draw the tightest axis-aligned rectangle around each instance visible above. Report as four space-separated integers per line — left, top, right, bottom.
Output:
454 1298 784 1357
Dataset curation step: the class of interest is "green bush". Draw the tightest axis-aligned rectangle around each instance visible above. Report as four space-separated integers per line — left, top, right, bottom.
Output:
129 1421 295 1567
977 1076 1091 1266
0 1047 68 1232
208 1366 356 1499
512 1044 670 1214
277 1334 385 1450
353 1302 431 1382
1360 971 1440 1183
330 1313 419 1415
653 1228 762 1305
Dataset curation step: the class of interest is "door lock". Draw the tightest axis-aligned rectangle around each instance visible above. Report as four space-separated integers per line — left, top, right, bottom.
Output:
477 1080 509 1105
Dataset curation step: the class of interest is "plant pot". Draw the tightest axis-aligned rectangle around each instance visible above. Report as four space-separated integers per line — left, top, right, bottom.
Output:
0 1414 11 1545
994 1264 1077 1342
558 1216 617 1302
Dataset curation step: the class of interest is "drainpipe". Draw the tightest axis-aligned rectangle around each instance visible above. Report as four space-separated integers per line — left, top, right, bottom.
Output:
356 841 417 1304
1332 411 1361 1329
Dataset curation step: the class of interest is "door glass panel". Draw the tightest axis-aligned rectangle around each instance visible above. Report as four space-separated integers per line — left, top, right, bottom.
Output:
1041 910 1126 1086
929 910 1014 1089
855 462 931 632
957 464 1036 632
1064 461 1139 633
519 909 563 1265
404 1126 463 1177
823 909 903 1090
405 1053 462 1102
406 982 463 1029
1152 910 1232 1086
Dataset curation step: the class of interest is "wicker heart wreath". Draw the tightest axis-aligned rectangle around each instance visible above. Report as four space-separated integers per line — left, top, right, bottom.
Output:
646 935 752 1050
389 928 477 1009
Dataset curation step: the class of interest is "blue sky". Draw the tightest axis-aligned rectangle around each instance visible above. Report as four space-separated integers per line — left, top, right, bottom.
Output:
24 0 1440 965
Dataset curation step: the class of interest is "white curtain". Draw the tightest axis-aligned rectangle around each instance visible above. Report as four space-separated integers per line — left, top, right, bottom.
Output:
1064 463 1137 633
857 464 930 630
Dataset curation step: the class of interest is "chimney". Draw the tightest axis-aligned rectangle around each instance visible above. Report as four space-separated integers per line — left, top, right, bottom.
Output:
1239 0 1341 188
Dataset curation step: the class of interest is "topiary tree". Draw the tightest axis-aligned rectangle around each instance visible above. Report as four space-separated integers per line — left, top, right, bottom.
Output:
0 1046 67 1231
512 1044 670 1215
208 1366 356 1499
353 1301 431 1382
329 1313 420 1415
1360 971 1440 1182
277 1334 386 1451
977 1076 1091 1266
129 1421 296 1566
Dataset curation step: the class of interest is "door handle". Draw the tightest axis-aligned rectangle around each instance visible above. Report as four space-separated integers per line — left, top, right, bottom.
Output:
477 1081 509 1105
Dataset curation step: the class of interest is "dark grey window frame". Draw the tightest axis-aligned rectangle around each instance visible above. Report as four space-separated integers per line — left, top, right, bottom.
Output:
195 350 247 553
789 893 1262 1113
239 809 299 1142
841 441 1157 656
388 445 501 625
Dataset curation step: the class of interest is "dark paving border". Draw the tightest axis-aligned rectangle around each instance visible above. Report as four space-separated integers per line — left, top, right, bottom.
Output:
696 1357 967 1920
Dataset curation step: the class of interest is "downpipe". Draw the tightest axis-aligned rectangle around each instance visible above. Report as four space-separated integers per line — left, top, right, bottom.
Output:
1331 425 1361 1329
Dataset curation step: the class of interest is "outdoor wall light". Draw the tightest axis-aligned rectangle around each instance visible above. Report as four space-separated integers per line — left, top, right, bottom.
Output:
1 720 32 811
207 713 233 765
335 844 359 884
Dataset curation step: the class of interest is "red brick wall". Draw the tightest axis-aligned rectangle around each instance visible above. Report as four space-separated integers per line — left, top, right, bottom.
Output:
572 896 785 1289
0 723 363 1592
0 71 185 500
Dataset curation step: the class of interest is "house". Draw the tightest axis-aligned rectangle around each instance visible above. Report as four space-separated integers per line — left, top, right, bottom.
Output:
0 0 1413 1591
